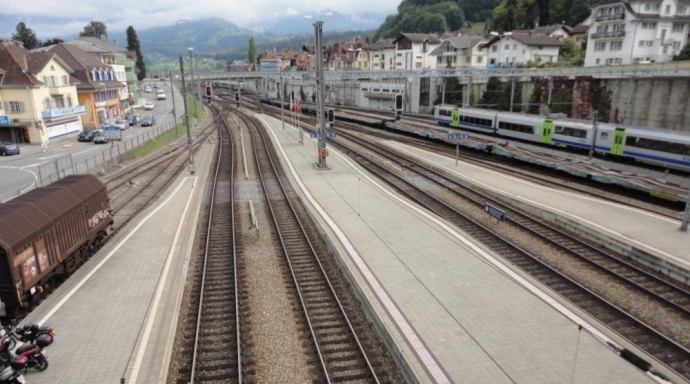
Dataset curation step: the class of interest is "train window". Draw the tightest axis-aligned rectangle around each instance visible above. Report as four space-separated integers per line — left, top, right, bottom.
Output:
629 136 690 155
600 132 609 140
439 109 451 117
461 115 491 127
626 136 638 146
555 125 586 138
498 121 534 134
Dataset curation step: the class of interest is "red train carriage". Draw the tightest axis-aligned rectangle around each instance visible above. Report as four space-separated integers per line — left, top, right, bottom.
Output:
0 175 113 319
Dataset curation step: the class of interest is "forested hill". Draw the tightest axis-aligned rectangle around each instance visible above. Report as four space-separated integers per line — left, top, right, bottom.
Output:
374 0 596 40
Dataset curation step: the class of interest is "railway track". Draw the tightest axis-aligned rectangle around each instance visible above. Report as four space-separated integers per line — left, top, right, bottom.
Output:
172 104 245 384
238 109 380 383
253 103 690 380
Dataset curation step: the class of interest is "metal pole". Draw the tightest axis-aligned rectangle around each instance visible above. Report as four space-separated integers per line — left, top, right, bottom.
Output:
681 177 690 231
588 111 598 159
547 77 553 106
169 69 179 139
189 49 198 125
510 77 515 113
315 20 327 168
441 78 446 105
279 57 285 130
179 55 195 174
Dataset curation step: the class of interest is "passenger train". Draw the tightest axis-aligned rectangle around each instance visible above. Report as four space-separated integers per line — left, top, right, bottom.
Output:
434 105 690 172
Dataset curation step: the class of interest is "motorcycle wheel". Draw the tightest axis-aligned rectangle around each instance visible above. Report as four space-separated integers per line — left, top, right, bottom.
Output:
7 338 16 350
34 354 49 371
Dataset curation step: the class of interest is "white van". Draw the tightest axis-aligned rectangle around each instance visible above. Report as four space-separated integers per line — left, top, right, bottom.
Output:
157 90 166 100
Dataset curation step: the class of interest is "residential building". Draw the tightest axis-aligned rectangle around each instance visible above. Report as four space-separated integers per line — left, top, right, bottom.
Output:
0 41 85 144
46 43 126 129
369 39 397 70
430 35 489 68
66 37 139 106
354 49 370 70
583 0 690 66
569 24 590 47
392 33 441 70
485 32 564 66
301 45 317 71
226 60 251 71
515 25 572 40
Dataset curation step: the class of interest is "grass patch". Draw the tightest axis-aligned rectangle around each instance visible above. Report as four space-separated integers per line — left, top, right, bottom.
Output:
130 124 195 159
188 94 206 120
471 21 486 33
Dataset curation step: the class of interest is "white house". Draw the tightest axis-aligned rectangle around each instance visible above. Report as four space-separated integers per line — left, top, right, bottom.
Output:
485 32 564 66
391 33 441 70
370 39 397 70
516 25 572 40
429 35 489 68
584 0 689 66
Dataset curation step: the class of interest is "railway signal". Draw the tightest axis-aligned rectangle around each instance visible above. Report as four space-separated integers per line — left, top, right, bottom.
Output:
235 92 240 108
395 94 403 121
206 85 212 102
327 108 335 128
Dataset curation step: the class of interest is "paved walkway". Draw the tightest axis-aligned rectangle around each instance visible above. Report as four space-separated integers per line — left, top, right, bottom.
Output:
21 134 215 383
255 114 653 384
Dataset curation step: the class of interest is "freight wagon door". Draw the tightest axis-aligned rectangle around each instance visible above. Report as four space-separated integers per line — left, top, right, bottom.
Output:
541 120 554 144
611 128 626 156
451 108 460 128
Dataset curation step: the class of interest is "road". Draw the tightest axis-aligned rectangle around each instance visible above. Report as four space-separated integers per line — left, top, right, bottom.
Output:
0 82 188 201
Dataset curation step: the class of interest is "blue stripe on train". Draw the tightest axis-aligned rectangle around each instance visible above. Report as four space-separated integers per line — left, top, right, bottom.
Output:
433 117 494 131
595 145 690 167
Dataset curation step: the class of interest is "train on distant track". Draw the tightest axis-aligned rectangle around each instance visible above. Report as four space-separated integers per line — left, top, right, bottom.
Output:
0 175 113 319
434 105 690 172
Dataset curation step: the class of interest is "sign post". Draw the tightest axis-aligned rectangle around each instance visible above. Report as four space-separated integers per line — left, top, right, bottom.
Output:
0 116 10 126
103 126 122 141
448 133 469 166
485 204 506 223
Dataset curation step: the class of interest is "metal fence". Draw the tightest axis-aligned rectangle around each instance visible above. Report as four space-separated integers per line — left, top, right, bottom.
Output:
0 117 184 203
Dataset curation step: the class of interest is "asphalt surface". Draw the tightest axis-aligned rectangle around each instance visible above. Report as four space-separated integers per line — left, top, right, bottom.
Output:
0 81 189 201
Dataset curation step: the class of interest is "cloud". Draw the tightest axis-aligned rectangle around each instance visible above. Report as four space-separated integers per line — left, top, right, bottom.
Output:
2 0 397 38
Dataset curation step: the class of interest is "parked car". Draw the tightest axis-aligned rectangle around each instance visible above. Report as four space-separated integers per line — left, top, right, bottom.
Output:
92 134 108 144
78 130 98 142
157 91 166 100
114 119 129 131
124 114 140 126
144 101 155 110
144 86 152 93
140 115 156 127
0 141 20 156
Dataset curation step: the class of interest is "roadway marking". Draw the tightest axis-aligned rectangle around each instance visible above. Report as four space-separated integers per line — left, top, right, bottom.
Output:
72 147 101 156
37 177 194 326
0 165 39 185
37 155 61 160
128 176 198 383
390 143 689 268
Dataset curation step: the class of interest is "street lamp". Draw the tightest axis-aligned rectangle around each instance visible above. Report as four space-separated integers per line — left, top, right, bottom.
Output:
176 18 190 56
304 12 332 169
489 31 512 67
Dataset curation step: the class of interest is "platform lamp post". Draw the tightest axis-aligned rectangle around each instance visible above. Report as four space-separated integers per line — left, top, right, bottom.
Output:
175 18 194 174
188 47 198 126
304 12 332 169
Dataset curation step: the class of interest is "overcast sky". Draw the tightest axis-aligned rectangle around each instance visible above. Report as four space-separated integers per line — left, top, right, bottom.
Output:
2 0 399 37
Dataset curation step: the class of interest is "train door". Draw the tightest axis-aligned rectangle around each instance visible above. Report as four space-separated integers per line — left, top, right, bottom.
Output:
611 128 626 155
541 119 554 144
451 108 460 127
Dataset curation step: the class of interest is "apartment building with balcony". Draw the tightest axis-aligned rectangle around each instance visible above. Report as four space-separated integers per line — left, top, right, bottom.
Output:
370 39 397 70
392 33 441 70
430 35 489 68
46 43 126 129
485 32 564 66
584 0 690 66
0 41 85 144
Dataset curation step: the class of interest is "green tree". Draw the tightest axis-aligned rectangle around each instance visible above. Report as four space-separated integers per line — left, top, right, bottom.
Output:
248 38 257 71
374 2 466 40
80 21 107 38
551 83 573 116
126 26 147 81
42 38 64 47
11 22 40 50
527 81 542 114
673 43 690 61
549 0 591 26
469 87 477 106
479 77 503 108
497 79 522 112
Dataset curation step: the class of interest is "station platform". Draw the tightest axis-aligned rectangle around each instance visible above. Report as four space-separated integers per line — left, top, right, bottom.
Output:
255 114 655 384
19 138 215 383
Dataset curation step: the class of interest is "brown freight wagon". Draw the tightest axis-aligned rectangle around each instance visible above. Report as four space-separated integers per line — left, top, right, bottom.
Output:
0 175 112 319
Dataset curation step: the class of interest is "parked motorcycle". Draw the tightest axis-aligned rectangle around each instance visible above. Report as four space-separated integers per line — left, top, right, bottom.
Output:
14 333 52 372
7 323 55 346
0 332 12 366
0 356 27 383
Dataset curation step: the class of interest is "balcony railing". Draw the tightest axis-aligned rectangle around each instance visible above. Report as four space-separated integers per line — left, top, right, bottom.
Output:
49 85 72 95
41 105 86 119
595 13 625 22
590 31 626 39
661 39 675 46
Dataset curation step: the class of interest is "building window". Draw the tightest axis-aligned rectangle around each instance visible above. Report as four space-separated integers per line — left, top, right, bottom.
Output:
672 23 684 32
415 62 422 68
8 101 24 113
504 44 510 50
665 4 671 14
419 77 430 106
610 41 623 50
646 40 653 47
663 46 668 54
477 56 483 63
642 22 658 29
62 75 68 86
66 95 73 107
596 58 601 64
596 25 608 33
594 42 606 51
374 54 379 58
513 43 517 50
397 53 402 57
492 46 498 52
43 97 50 110
633 57 641 63
678 6 687 14
674 41 682 50
466 56 471 63
612 24 625 32
639 40 645 47
615 58 622 64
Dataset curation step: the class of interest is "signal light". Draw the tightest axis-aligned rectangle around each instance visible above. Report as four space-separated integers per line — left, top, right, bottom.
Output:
235 92 240 102
206 86 212 97
327 109 335 124
395 94 403 111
